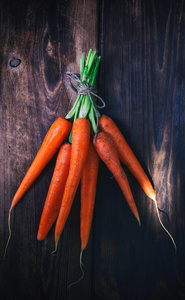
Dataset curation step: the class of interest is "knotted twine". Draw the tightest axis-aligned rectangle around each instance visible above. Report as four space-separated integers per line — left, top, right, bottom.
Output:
66 71 105 139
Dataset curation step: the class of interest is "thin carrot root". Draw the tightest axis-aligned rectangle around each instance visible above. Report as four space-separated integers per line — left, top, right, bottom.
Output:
153 196 177 253
4 206 13 260
51 242 58 257
68 250 84 288
137 217 141 227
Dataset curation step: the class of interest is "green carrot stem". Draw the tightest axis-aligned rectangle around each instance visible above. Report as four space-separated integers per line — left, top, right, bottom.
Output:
65 49 102 140
80 52 85 80
90 56 101 87
65 94 82 119
78 95 91 119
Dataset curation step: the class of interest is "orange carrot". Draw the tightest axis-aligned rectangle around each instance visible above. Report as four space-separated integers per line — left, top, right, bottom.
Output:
68 141 99 287
94 131 140 225
80 140 99 251
54 118 91 249
37 143 71 241
11 117 72 210
4 117 71 259
99 115 156 201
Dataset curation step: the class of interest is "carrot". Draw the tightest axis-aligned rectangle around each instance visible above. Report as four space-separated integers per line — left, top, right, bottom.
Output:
4 117 71 258
69 140 99 287
94 131 140 225
80 140 99 251
37 143 71 241
54 118 91 249
98 114 156 201
11 117 72 210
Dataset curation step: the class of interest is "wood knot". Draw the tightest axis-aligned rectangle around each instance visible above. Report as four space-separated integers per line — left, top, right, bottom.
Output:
9 57 21 68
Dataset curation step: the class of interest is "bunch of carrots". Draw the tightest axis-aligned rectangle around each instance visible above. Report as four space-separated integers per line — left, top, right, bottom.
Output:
5 49 176 262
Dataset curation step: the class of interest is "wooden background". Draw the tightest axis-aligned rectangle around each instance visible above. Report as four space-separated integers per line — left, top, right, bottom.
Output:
1 0 185 299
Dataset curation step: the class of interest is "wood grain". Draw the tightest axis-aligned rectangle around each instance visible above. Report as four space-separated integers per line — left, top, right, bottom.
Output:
0 0 185 299
95 0 185 299
0 0 98 299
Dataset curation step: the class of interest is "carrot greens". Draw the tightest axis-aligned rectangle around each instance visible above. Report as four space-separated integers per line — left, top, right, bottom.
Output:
65 50 102 142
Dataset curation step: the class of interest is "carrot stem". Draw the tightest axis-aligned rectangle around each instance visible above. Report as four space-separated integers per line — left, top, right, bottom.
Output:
65 49 101 137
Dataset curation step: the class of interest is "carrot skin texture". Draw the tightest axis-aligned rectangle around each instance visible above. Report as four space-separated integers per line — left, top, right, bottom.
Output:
37 143 71 241
11 117 72 209
94 131 140 224
55 118 91 245
80 141 99 251
99 115 156 201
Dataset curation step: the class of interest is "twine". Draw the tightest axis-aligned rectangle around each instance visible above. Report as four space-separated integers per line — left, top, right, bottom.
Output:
66 71 105 139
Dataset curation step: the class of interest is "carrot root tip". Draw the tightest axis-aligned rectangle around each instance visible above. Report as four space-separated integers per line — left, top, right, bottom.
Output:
80 249 84 269
68 250 84 288
4 206 13 260
137 217 141 227
51 242 58 256
154 197 177 253
37 233 43 241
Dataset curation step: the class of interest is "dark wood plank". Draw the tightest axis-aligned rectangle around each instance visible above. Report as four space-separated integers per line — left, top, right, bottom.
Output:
0 0 98 299
92 0 185 299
